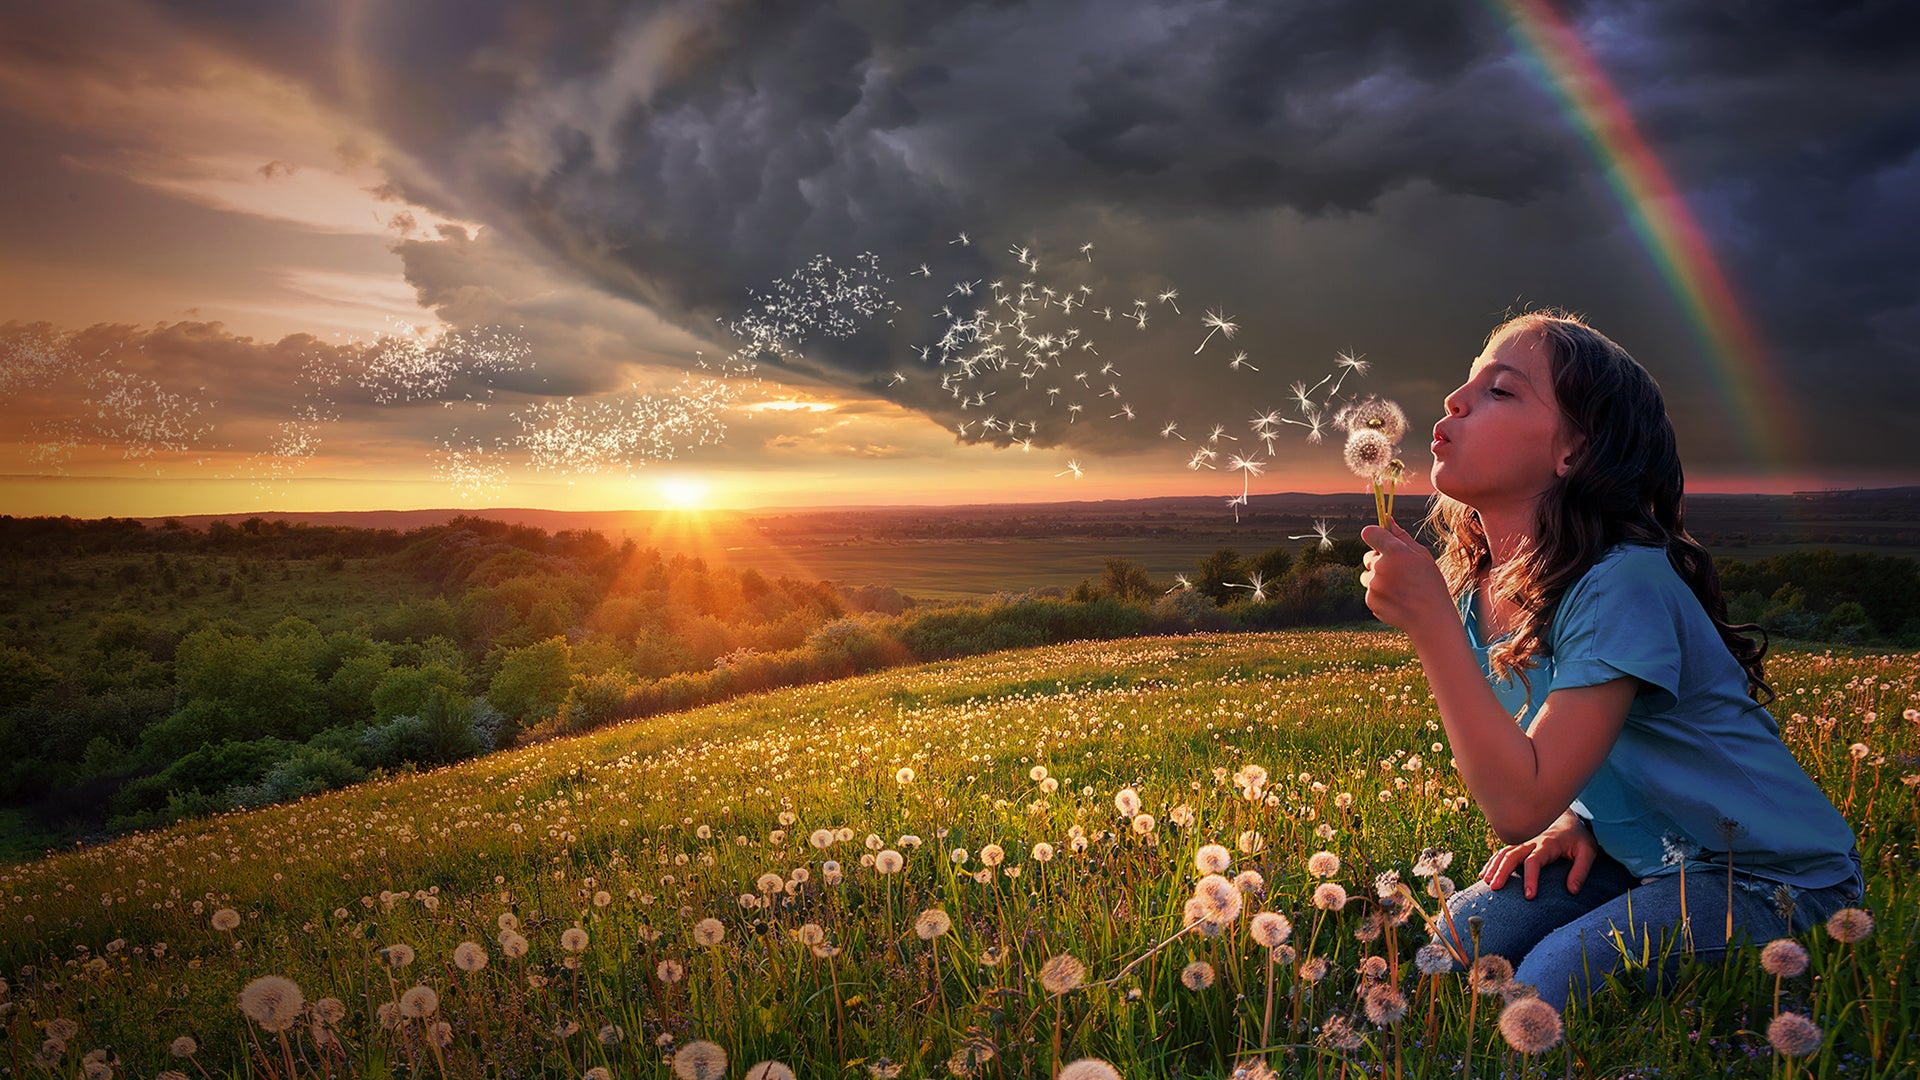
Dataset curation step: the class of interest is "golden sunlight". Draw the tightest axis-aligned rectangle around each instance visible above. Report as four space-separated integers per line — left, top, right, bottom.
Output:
654 475 710 509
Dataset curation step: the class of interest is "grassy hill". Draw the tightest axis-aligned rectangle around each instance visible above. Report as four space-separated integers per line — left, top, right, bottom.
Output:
0 631 1913 1078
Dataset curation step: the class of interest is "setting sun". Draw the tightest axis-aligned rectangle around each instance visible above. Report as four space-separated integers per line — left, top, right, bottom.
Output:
654 475 710 509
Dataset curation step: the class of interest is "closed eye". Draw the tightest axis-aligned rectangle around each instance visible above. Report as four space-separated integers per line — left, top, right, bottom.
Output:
1488 386 1514 399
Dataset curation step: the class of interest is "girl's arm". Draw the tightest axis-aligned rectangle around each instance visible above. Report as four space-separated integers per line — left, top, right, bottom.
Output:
1361 521 1637 843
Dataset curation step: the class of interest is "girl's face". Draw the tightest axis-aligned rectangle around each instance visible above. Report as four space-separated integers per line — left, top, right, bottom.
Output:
1429 328 1583 511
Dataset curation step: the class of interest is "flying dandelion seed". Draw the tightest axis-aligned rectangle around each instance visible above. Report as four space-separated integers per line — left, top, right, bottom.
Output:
1194 309 1239 353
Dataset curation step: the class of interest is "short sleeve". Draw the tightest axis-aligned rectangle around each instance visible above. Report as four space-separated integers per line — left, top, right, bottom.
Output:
1548 550 1684 713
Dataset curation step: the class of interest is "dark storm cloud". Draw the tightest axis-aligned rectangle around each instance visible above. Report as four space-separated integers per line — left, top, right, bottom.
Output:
110 0 1920 472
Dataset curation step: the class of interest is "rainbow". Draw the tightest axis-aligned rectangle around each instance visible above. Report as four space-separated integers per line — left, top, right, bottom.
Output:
1492 0 1802 469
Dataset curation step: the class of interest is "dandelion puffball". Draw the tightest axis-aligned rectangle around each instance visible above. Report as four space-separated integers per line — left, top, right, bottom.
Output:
499 930 528 958
452 942 488 972
875 849 905 874
657 959 684 983
673 1039 729 1080
560 928 589 953
398 985 439 1019
1344 428 1394 479
1193 874 1244 925
914 909 952 940
1039 953 1087 994
237 976 304 1032
1057 1060 1121 1080
1364 984 1409 1026
210 908 241 932
1336 395 1407 442
980 843 1005 867
1767 1012 1823 1057
1180 960 1216 990
1499 996 1563 1054
1307 851 1342 878
745 1062 798 1080
895 767 915 784
1826 907 1874 943
1311 882 1348 911
1250 912 1292 948
1469 954 1515 995
1032 842 1056 862
169 1036 197 1058
1760 938 1809 978
1414 942 1455 975
693 918 726 946
1195 843 1232 875
1114 787 1142 816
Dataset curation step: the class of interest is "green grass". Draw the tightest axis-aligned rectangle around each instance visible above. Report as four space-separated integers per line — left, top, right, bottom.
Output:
0 630 1913 1078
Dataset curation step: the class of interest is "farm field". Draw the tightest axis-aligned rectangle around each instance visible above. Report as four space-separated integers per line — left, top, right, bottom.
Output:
1 630 1915 1078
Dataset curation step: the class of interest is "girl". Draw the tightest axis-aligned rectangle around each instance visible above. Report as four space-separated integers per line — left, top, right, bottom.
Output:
1358 311 1862 1011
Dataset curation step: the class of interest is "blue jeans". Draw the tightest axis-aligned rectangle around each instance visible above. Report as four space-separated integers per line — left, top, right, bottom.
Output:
1433 848 1865 1011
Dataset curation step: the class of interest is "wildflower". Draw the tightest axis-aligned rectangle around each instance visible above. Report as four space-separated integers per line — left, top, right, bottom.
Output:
1317 1012 1363 1051
1131 813 1156 835
810 828 834 849
1181 961 1216 990
593 890 612 908
315 998 346 1024
693 918 726 946
1469 955 1515 995
1114 787 1142 816
746 1063 797 1080
980 843 1005 867
499 930 528 958
1250 912 1293 948
1412 848 1454 877
875 849 905 874
657 959 684 983
797 923 825 946
1414 942 1454 975
1057 1059 1121 1080
1032 842 1056 862
915 909 953 940
896 767 916 784
237 976 305 1032
560 927 589 952
1040 954 1086 994
1307 851 1341 878
972 867 993 884
1363 984 1408 1026
1767 1012 1823 1057
169 1036 197 1057
398 985 438 1019
1196 844 1233 875
1234 869 1266 896
1193 874 1245 925
1344 428 1393 478
552 1020 581 1038
1498 997 1563 1053
497 912 519 931
673 1039 728 1080
1760 939 1809 978
1312 882 1348 911
822 860 843 885
452 942 487 972
1826 907 1874 943
1374 869 1401 898
1169 804 1195 827
1427 875 1457 900
1848 742 1869 760
210 908 241 931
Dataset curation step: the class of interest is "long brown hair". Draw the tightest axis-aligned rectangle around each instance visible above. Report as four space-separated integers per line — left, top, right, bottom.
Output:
1421 311 1772 704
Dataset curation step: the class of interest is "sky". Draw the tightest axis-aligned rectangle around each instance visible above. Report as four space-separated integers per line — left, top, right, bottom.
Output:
2 0 1917 516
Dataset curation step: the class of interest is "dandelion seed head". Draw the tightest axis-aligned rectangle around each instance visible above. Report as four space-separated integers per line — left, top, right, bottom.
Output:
1312 882 1348 911
657 959 684 983
1767 1012 1823 1057
560 927 590 952
1343 428 1393 479
1040 954 1086 994
1308 851 1342 878
980 843 1005 867
693 918 726 946
797 923 825 946
1193 873 1244 924
1058 1059 1121 1080
210 908 241 932
746 1062 797 1080
915 909 953 940
895 766 915 784
875 849 905 874
1181 960 1216 990
1317 1011 1362 1051
1298 956 1331 983
1114 787 1141 816
1234 869 1266 896
1498 996 1563 1054
398 985 438 1019
1414 942 1455 975
237 975 304 1032
1364 984 1408 1026
599 1024 624 1048
1251 912 1292 948
169 1036 197 1058
452 941 488 972
1195 843 1232 875
1032 842 1056 862
810 828 834 849
1469 954 1514 995
381 943 416 968
1336 395 1407 442
673 1039 729 1080
1826 907 1874 943
499 930 528 957
1760 938 1809 978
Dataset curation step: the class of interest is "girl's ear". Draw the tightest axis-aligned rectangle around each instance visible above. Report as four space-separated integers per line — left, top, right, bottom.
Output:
1555 432 1587 478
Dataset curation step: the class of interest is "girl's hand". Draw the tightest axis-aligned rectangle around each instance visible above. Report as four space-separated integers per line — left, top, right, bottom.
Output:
1359 520 1455 639
1481 811 1599 899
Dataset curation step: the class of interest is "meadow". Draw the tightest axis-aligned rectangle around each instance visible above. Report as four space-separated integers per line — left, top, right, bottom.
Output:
1 629 1913 1079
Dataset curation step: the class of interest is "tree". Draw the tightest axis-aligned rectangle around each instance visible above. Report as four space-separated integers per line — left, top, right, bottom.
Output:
1194 548 1242 605
487 637 575 733
1247 546 1294 584
1101 557 1154 601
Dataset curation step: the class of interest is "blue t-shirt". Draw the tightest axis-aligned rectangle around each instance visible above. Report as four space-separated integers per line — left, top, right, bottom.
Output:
1465 543 1857 889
